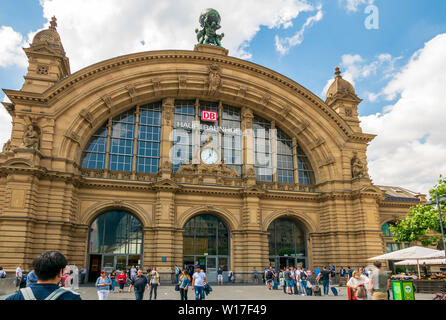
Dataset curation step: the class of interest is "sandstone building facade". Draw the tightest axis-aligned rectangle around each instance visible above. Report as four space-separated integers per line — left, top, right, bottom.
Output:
0 18 423 282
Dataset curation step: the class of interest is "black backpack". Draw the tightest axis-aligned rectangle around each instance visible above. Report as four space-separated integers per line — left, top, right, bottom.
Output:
300 271 307 281
266 270 273 279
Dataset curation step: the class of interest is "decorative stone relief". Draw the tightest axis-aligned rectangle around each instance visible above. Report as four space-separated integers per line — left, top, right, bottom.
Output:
2 139 11 153
37 65 49 75
102 94 113 112
207 63 221 95
351 153 366 178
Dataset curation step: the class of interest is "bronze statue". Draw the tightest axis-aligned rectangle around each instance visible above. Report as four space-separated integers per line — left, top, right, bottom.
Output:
195 9 224 47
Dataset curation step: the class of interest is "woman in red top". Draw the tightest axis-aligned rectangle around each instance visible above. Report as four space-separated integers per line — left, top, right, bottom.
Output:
117 270 127 293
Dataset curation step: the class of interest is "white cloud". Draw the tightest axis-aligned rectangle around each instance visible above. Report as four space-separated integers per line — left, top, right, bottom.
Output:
0 0 320 150
275 5 323 55
321 53 402 98
37 0 317 70
0 95 12 150
340 0 375 12
0 26 28 68
360 33 446 195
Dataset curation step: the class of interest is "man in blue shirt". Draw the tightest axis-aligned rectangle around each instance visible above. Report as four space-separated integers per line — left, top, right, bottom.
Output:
340 266 346 278
6 251 81 300
26 270 38 287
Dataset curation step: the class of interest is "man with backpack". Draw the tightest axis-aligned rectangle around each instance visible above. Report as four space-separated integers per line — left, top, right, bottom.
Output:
284 267 295 294
265 266 274 290
298 266 308 296
5 251 81 300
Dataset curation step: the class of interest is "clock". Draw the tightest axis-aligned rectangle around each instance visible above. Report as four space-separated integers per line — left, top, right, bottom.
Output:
201 147 219 165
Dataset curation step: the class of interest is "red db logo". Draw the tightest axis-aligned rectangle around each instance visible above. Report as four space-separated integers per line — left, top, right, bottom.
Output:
201 110 218 122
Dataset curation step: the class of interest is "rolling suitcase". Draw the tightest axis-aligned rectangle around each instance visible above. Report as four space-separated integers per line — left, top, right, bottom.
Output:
313 285 321 296
331 286 338 296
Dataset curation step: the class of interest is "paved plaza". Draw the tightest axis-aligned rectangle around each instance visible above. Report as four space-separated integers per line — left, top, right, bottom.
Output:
1 283 436 300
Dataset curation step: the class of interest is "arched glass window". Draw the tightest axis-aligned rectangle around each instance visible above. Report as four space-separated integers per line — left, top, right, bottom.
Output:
183 215 230 275
88 210 143 255
268 218 306 257
81 103 161 173
381 222 395 237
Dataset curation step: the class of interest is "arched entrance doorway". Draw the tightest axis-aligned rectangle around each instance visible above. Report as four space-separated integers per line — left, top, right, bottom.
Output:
268 218 307 270
87 210 144 282
183 214 230 282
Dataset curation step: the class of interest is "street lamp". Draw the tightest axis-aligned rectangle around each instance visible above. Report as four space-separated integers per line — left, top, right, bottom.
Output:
426 192 446 257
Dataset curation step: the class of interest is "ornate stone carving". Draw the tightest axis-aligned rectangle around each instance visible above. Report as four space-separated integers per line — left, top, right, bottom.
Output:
126 84 137 102
152 78 161 94
241 107 254 131
260 92 271 106
162 98 175 127
351 153 366 179
237 85 248 99
207 63 222 96
175 161 239 179
37 65 49 75
178 75 187 90
21 125 40 150
2 139 11 153
102 94 113 112
79 109 94 127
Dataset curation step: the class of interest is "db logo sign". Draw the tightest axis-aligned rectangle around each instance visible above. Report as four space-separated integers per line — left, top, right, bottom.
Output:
201 110 218 122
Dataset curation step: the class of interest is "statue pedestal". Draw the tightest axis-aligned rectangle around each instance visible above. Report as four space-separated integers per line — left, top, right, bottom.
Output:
194 44 229 56
11 148 42 167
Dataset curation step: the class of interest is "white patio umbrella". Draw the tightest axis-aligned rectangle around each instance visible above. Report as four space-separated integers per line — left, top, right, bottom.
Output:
395 258 446 266
416 250 446 259
368 246 441 278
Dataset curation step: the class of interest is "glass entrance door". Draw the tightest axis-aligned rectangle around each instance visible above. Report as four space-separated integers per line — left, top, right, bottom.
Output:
206 256 217 282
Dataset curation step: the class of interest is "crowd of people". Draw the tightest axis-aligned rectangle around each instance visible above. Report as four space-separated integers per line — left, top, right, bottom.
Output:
2 250 396 301
259 262 392 300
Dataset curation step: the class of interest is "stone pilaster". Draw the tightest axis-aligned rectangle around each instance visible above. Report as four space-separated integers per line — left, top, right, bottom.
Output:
159 98 174 179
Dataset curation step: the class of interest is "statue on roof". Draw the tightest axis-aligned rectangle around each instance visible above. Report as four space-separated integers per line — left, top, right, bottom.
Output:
195 8 225 47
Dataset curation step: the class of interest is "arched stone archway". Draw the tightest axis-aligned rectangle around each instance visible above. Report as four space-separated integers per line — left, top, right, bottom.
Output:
181 212 231 282
266 213 311 270
86 208 144 282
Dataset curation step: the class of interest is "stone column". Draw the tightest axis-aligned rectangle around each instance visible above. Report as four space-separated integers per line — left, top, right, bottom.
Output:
241 107 255 185
151 182 180 283
159 98 174 179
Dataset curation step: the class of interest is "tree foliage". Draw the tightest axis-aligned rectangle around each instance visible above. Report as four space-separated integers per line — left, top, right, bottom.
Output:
390 175 446 247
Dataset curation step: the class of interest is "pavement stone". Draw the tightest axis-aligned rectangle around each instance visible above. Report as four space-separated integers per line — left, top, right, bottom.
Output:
1 284 437 300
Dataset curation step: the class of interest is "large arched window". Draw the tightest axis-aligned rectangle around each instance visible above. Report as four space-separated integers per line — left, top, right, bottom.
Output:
81 99 315 185
82 103 161 173
268 218 306 269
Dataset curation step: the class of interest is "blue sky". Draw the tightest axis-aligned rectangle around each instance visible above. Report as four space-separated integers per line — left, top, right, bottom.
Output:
0 0 445 194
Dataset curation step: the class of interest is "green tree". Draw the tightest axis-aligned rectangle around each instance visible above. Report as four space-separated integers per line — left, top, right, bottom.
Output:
390 175 446 248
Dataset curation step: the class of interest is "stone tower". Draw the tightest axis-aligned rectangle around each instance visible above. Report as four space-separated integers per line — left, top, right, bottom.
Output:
325 67 363 133
21 16 71 93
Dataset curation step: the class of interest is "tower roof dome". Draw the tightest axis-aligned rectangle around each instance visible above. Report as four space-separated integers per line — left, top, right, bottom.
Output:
31 16 66 56
326 67 356 100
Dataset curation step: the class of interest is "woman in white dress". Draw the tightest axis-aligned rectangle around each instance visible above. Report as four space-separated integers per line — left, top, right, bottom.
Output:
347 270 369 300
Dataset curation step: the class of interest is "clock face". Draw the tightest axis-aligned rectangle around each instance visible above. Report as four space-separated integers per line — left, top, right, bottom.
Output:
201 148 219 165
